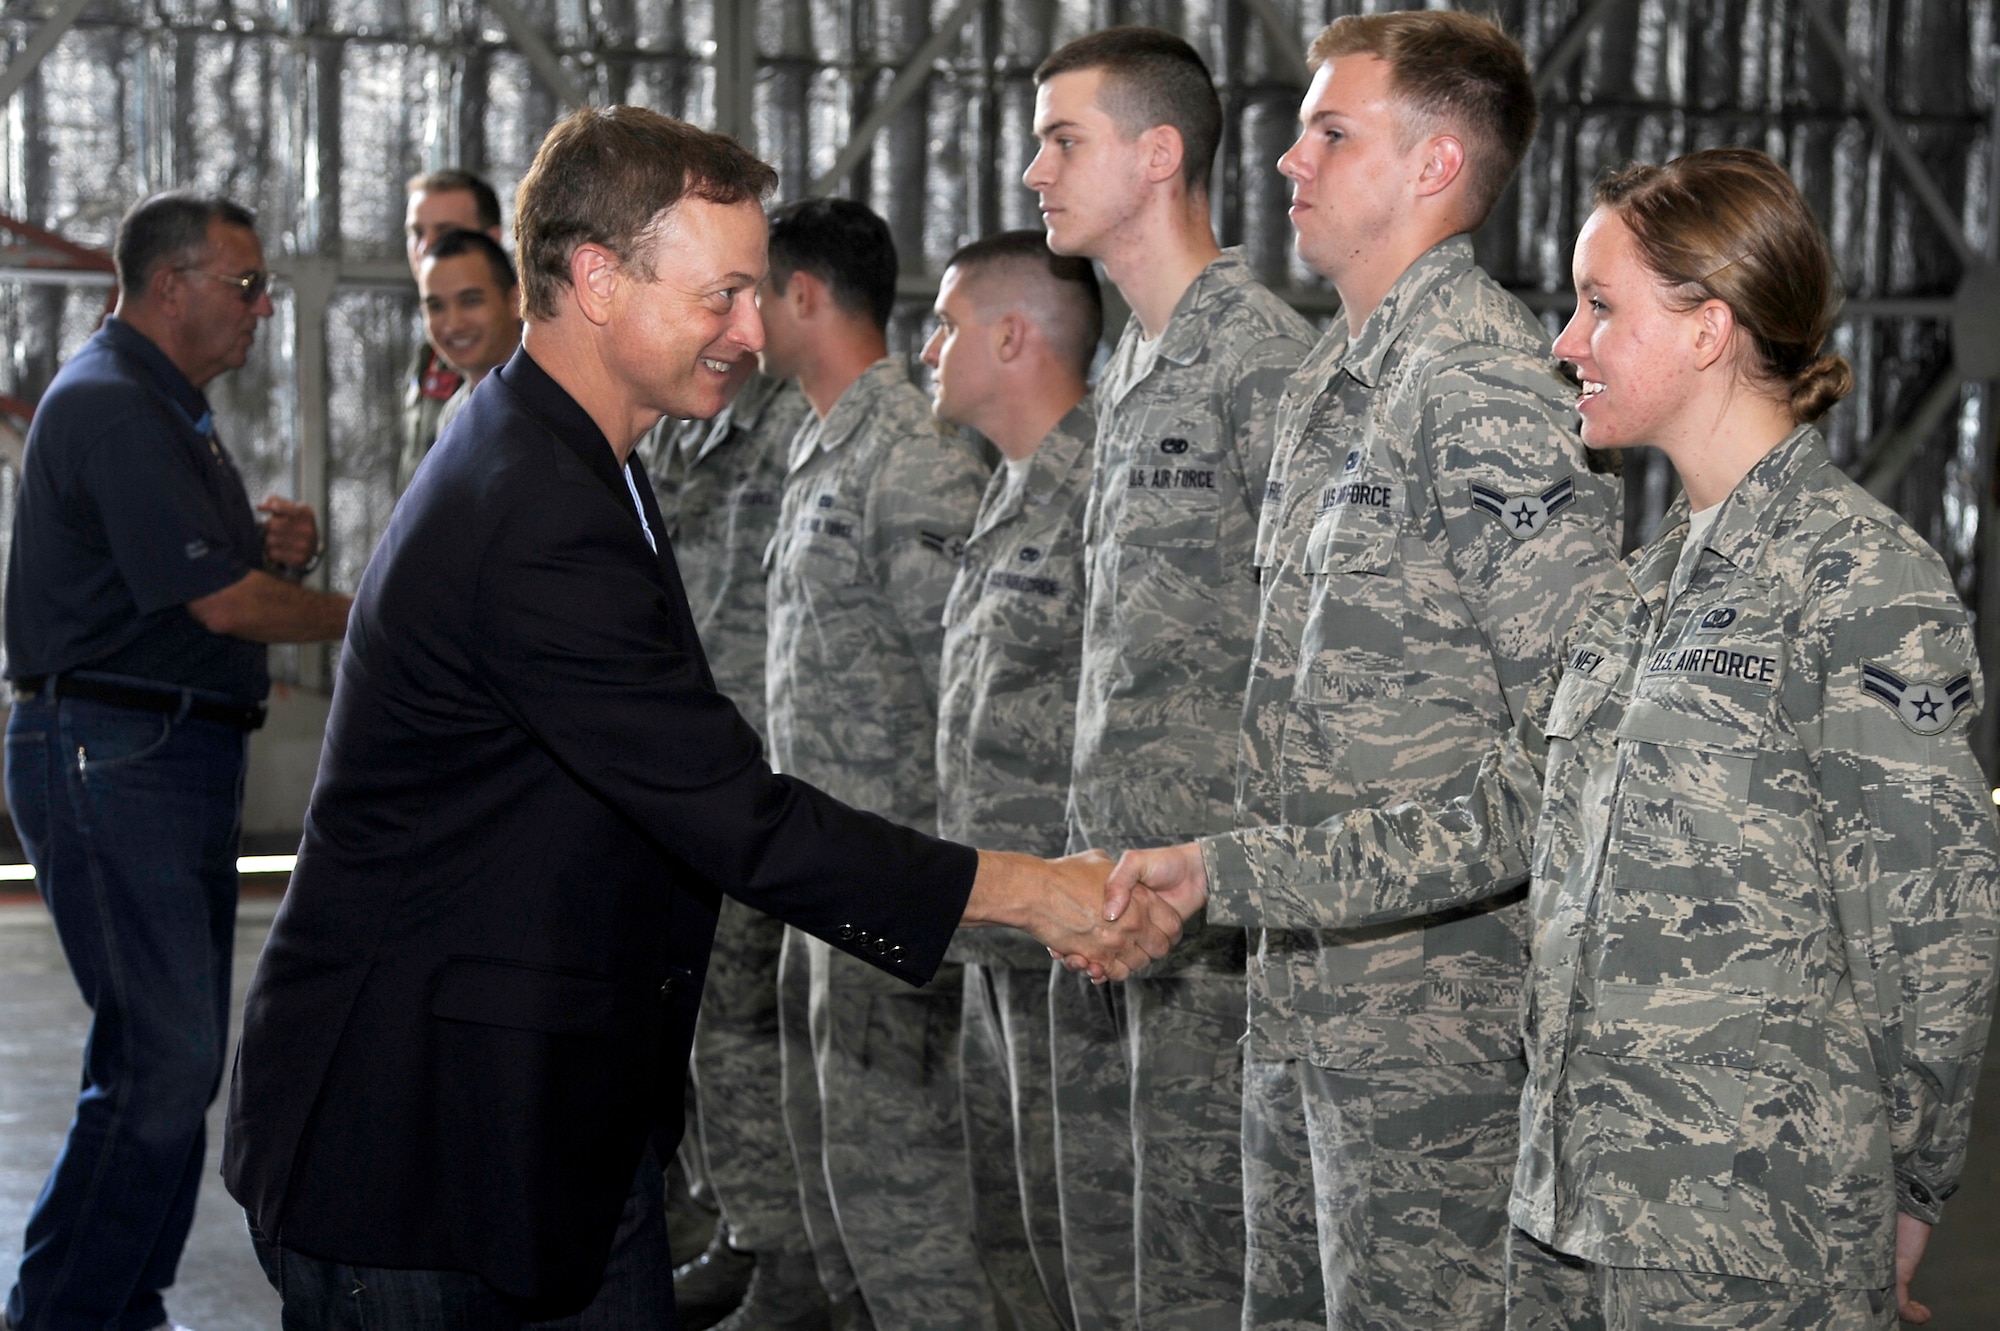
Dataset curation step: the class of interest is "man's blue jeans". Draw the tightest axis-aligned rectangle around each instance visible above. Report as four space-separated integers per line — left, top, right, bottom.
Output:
3 687 248 1331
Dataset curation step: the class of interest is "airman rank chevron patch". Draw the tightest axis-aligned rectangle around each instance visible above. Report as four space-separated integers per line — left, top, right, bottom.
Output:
1862 662 1973 735
1471 476 1575 540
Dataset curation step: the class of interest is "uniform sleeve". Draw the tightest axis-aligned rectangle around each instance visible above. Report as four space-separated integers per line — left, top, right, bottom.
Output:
1805 525 2000 1223
1203 669 1551 929
79 416 258 615
866 424 990 702
1419 347 1623 720
1223 334 1312 514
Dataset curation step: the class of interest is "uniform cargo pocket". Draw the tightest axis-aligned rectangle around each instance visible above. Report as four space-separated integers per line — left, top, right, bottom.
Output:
1571 982 1763 1212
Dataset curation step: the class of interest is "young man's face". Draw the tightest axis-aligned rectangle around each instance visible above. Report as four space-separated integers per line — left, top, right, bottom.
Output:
1025 68 1150 260
920 265 1002 430
604 196 767 423
419 251 522 383
1276 54 1420 286
405 188 491 278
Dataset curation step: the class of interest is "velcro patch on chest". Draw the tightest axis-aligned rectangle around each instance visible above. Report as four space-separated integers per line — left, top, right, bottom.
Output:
1862 662 1973 735
1471 476 1575 539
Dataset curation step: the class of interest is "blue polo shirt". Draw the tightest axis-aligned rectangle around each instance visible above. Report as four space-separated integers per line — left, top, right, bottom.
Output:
4 317 268 701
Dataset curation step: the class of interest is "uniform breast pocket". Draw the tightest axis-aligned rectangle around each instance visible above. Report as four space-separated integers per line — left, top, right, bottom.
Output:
1532 666 1617 880
970 571 1071 653
788 507 866 587
1113 421 1225 549
1295 495 1406 700
1609 660 1773 899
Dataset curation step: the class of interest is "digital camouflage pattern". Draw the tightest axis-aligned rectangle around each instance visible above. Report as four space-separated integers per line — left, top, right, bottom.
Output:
1055 249 1313 1331
1228 236 1621 1070
1201 425 2000 1289
636 371 816 1259
934 403 1093 1331
764 356 993 1328
1245 1057 1524 1331
1225 239 1619 1326
1505 1225 1894 1331
939 400 1094 968
642 370 809 736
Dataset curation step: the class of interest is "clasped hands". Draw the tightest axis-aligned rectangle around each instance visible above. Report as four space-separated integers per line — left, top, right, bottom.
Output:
966 840 1215 984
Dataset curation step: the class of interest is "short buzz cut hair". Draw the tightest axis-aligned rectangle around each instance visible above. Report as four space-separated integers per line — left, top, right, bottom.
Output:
514 107 776 322
1307 11 1538 226
424 228 518 294
405 168 503 232
1035 27 1222 195
944 230 1103 377
115 192 258 293
766 198 899 333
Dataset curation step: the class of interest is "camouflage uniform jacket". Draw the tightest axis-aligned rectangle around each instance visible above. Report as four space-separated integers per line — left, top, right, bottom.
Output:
1200 426 2000 1286
1069 248 1314 975
1223 236 1622 1068
938 402 1095 969
396 340 461 495
764 356 989 839
641 371 810 737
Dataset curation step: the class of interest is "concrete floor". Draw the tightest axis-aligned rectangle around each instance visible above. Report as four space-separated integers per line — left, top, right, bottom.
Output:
1 899 1997 1329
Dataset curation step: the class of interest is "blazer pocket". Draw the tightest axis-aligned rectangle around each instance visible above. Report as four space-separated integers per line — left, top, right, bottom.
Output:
430 955 617 1035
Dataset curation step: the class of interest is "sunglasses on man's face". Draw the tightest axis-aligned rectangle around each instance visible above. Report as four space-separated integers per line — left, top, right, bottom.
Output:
179 267 271 305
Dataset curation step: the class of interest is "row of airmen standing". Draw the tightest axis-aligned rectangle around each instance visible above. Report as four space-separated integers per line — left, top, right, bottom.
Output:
643 13 1995 1331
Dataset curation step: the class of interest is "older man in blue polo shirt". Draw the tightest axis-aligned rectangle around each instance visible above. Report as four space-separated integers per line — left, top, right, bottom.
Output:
2 193 351 1331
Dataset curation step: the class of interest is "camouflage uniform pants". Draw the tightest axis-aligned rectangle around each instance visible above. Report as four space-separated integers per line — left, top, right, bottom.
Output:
1049 969 1247 1331
779 925 858 1303
1049 967 1135 1331
1504 1227 1895 1331
809 937 998 1331
962 961 1072 1331
690 897 809 1254
1244 1054 1522 1331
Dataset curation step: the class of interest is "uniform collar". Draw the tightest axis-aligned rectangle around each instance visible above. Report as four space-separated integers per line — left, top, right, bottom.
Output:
1335 235 1476 389
101 316 213 434
973 400 1094 540
1105 248 1256 408
689 370 789 466
790 356 909 472
1629 423 1828 614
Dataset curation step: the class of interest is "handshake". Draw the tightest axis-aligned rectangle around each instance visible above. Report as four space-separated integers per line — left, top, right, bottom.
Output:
961 843 1216 983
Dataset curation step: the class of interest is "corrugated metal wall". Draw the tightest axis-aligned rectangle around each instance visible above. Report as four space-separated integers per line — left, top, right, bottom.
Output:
0 0 1990 742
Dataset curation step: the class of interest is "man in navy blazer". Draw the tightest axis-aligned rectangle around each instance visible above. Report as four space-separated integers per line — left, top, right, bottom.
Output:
223 107 1179 1328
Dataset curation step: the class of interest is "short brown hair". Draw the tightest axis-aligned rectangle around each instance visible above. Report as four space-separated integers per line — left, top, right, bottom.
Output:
405 169 502 231
1308 12 1537 226
514 107 777 322
945 230 1103 376
1036 27 1221 195
1596 148 1851 423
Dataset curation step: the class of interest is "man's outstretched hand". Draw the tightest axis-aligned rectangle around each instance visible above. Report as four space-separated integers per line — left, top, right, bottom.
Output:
962 849 1182 982
1048 842 1211 978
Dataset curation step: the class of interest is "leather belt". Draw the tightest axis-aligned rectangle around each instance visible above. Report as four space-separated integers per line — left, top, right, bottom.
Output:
10 674 267 731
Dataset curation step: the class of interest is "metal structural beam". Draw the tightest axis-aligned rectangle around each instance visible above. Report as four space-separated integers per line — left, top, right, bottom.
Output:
1534 0 1628 96
711 0 757 145
1799 0 1981 271
811 0 982 196
1860 361 1964 498
481 0 588 111
1239 0 1310 88
0 0 95 108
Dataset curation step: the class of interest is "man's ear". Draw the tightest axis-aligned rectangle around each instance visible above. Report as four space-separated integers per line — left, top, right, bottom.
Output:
145 264 186 317
569 243 621 327
1139 123 1188 188
787 268 825 321
994 311 1029 365
1413 133 1467 201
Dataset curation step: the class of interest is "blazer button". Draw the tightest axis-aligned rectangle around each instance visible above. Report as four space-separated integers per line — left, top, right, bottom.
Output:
837 924 856 941
889 944 905 962
660 977 676 999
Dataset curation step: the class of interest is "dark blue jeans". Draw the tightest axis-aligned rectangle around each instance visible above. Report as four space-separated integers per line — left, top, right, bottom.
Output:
3 687 248 1331
249 1144 675 1331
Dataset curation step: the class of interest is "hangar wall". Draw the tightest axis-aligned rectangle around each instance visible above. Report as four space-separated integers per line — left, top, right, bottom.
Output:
0 0 1992 811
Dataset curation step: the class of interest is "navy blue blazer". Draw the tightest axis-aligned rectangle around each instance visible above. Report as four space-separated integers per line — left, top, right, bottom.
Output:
223 348 975 1314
